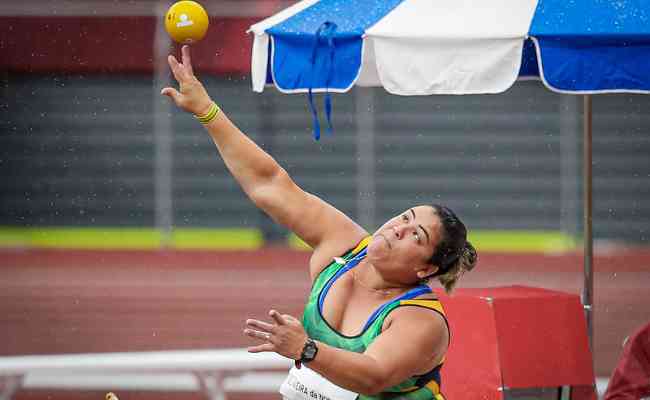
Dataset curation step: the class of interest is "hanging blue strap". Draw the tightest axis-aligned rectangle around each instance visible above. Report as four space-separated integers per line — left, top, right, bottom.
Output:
308 21 337 140
323 24 336 137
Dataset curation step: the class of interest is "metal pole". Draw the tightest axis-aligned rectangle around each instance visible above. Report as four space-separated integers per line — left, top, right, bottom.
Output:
153 1 174 247
355 88 376 230
582 95 593 352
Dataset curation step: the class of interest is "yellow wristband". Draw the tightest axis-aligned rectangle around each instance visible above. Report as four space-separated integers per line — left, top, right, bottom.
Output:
194 102 220 124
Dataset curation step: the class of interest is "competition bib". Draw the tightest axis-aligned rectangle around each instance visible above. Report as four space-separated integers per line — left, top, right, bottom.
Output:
280 365 358 400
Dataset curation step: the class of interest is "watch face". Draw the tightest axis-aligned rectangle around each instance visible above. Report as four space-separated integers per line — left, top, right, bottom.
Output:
302 340 318 362
304 345 317 359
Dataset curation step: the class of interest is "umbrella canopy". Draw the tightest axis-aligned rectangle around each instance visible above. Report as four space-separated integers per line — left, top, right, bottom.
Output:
249 0 650 95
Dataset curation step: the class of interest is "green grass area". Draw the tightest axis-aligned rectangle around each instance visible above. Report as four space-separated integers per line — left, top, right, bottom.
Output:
0 227 263 250
467 230 577 253
0 227 576 252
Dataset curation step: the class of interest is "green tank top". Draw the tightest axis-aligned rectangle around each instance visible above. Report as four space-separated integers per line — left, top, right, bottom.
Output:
302 237 448 400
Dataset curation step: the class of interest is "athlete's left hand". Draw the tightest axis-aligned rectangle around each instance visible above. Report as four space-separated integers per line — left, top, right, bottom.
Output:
244 309 308 360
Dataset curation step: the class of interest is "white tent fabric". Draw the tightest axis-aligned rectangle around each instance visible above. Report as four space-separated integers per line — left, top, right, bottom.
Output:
360 0 538 94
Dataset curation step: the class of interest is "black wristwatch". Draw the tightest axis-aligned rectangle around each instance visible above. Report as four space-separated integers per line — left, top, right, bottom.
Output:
296 338 318 368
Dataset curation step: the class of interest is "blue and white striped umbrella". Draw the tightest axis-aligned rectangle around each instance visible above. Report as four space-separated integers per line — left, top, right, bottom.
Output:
250 0 650 96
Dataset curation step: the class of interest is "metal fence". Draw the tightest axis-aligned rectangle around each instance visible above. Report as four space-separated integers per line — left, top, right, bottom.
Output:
1 72 649 245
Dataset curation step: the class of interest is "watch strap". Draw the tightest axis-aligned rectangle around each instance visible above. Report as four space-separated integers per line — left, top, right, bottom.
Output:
296 338 318 369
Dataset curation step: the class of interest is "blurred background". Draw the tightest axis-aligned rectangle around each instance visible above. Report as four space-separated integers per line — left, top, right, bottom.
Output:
0 1 649 399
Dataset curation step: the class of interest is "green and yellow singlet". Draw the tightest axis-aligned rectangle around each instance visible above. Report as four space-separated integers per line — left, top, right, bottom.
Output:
302 237 449 400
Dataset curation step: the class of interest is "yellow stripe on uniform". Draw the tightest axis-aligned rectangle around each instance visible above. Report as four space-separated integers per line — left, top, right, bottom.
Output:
351 236 372 254
399 379 442 396
399 299 445 315
425 380 441 395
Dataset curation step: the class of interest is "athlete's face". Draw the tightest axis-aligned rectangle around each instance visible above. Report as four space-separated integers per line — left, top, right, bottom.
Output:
367 205 441 283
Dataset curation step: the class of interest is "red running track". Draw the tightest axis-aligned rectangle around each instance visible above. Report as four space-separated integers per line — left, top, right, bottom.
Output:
2 247 649 400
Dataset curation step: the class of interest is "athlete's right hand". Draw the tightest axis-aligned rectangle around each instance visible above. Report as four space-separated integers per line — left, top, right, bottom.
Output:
161 45 214 116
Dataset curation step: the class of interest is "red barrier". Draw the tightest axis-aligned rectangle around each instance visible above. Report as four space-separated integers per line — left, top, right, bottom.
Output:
436 286 596 400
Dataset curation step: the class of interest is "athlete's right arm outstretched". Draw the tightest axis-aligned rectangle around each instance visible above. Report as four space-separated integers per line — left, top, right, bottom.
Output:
161 46 367 275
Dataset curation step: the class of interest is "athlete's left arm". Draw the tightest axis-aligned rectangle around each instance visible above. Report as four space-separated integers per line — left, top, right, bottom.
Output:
245 308 448 396
319 307 448 395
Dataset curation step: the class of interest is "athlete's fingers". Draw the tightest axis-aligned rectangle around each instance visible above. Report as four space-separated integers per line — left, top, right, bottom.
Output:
269 310 287 325
167 55 183 83
181 45 194 76
160 87 181 104
246 319 275 332
283 314 298 324
247 343 275 353
244 328 273 342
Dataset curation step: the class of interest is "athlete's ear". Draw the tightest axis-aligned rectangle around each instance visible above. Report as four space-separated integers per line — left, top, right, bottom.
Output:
416 265 438 279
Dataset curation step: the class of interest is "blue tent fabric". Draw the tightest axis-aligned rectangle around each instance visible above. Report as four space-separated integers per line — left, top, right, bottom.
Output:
266 0 405 92
532 36 650 92
518 40 540 78
529 0 650 92
268 27 361 92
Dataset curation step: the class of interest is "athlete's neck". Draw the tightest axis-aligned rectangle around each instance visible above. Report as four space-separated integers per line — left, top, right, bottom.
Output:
354 259 411 295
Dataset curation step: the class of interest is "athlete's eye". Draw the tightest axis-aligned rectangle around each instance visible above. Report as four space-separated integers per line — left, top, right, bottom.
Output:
402 214 409 222
413 231 420 243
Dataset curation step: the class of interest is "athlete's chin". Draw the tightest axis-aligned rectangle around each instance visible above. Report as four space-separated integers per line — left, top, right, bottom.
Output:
368 235 390 258
376 232 393 247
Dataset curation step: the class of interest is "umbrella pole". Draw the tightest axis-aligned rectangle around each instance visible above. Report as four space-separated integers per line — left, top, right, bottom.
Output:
582 95 594 353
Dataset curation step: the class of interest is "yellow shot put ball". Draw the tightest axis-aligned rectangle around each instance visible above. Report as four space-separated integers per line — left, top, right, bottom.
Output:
106 392 119 400
165 1 209 44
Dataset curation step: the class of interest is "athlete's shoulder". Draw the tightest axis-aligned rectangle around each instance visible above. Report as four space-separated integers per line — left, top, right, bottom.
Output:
308 234 371 280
